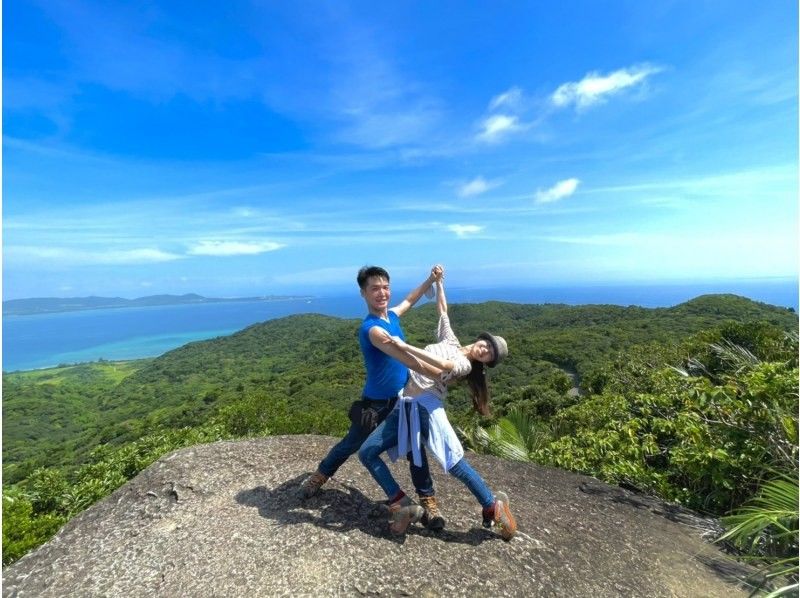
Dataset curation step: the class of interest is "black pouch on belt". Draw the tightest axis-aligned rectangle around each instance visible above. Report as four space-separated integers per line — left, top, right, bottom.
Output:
348 400 380 432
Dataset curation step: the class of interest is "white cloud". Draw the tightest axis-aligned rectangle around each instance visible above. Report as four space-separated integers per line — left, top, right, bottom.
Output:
535 178 581 203
458 176 501 197
489 87 523 111
322 23 443 149
476 114 521 143
586 164 796 198
273 266 358 285
232 207 257 218
187 241 285 256
341 108 441 149
448 224 484 237
112 249 182 263
551 64 662 110
6 246 182 265
542 232 650 246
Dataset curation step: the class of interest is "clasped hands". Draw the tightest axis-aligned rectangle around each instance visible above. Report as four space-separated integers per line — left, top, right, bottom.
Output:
430 264 444 283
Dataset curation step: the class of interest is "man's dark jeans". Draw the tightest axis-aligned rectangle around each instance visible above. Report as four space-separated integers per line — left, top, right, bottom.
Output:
318 399 434 496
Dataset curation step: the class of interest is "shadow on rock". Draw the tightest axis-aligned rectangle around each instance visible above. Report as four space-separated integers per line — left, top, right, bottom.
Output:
581 480 721 530
235 473 498 546
579 480 756 591
695 554 764 594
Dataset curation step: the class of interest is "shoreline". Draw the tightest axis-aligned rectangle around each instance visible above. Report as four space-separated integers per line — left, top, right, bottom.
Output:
3 295 315 317
5 288 797 373
4 357 154 376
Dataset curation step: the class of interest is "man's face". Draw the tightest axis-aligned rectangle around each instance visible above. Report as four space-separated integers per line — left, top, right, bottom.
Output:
361 275 391 312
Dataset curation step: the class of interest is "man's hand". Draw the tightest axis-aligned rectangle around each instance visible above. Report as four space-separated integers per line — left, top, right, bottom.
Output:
424 264 444 299
393 264 445 316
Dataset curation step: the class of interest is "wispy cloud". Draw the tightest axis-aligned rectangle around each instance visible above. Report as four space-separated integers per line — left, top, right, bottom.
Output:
489 87 523 111
476 114 521 143
338 105 441 149
541 232 650 246
18 3 443 153
319 13 443 149
584 164 795 198
474 65 661 144
232 207 258 218
535 178 580 203
448 224 484 237
6 246 182 265
539 230 798 280
273 265 359 286
551 64 662 110
26 3 262 106
4 76 77 134
458 176 502 197
187 241 285 256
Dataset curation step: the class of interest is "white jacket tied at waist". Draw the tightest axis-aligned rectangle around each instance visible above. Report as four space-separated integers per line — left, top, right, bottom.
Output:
388 393 464 472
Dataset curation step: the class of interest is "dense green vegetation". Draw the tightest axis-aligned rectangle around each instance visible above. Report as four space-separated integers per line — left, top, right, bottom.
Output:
464 321 797 507
3 361 150 480
3 294 797 585
461 319 799 595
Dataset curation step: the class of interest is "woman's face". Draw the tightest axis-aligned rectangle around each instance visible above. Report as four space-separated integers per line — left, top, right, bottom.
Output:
470 339 495 364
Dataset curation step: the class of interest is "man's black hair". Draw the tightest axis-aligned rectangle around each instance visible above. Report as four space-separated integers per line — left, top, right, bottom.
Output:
357 266 390 289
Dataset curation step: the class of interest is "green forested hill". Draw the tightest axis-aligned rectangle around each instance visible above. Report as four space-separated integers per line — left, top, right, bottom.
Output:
3 294 797 568
4 294 796 481
2 362 149 472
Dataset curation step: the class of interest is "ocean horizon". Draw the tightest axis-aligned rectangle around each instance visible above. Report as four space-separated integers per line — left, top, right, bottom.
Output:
4 279 797 373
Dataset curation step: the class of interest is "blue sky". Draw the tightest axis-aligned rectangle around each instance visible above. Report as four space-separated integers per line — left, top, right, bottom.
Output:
4 1 797 299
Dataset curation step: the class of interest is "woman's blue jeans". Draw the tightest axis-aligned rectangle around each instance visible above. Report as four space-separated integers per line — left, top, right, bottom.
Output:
359 403 495 508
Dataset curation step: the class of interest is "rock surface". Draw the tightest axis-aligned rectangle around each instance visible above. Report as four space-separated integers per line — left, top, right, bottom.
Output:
3 435 753 597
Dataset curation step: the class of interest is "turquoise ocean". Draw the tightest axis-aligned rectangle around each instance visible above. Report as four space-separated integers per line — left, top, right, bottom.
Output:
4 279 797 372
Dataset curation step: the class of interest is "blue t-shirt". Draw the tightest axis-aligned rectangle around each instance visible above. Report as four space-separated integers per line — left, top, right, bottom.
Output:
359 310 409 400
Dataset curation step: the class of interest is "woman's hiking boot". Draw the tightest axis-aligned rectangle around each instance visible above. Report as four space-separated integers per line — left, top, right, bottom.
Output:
388 495 424 535
419 495 446 531
485 491 517 541
297 470 329 499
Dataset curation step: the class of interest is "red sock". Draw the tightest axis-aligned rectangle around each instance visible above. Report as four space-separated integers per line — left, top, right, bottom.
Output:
483 503 496 520
390 491 406 505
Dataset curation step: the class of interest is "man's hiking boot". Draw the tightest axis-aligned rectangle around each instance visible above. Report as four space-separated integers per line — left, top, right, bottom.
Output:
298 470 328 499
419 495 446 531
388 495 424 535
491 491 517 541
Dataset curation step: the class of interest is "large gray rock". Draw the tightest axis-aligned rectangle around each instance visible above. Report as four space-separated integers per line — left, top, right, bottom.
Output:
3 435 753 597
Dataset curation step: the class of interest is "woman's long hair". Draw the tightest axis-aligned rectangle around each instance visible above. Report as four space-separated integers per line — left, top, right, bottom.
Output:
465 360 491 416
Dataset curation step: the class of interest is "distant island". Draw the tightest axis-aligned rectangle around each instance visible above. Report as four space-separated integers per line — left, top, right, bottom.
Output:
3 293 315 316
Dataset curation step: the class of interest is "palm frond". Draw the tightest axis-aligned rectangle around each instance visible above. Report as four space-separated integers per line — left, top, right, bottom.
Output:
709 339 760 373
458 410 552 462
717 471 799 597
719 474 798 547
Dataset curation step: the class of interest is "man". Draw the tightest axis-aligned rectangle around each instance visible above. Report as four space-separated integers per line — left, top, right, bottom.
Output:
299 264 446 531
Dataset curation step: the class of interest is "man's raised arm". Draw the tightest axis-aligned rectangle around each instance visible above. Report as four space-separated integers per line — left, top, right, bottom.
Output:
391 264 443 316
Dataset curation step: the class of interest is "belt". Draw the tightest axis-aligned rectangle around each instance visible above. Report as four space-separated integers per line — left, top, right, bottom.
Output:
361 395 398 407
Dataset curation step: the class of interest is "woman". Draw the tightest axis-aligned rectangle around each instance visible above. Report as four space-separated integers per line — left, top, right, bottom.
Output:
358 271 517 540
